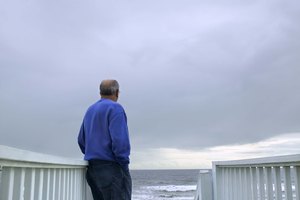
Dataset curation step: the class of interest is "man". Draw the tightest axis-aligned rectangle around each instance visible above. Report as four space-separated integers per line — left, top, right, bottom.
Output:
78 79 132 200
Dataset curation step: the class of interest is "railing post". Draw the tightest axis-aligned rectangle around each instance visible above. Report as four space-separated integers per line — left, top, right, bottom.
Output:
194 169 213 200
213 164 219 200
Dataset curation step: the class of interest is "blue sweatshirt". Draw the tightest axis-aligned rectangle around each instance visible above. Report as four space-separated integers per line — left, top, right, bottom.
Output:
78 98 130 170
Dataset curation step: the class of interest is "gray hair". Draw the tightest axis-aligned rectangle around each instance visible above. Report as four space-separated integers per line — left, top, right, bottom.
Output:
99 80 119 95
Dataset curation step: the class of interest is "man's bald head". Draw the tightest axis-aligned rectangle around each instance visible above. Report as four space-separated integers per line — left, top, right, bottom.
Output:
100 79 119 96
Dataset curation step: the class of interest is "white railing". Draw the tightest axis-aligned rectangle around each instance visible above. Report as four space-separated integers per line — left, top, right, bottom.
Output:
213 154 300 200
0 145 92 200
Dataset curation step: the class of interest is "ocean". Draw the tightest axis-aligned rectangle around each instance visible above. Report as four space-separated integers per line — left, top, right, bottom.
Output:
131 169 200 200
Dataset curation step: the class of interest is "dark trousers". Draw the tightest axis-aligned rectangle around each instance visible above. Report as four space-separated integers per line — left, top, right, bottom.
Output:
86 160 132 200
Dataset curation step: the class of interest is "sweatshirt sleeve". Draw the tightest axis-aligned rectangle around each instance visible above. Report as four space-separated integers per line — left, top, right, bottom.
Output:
109 111 131 171
77 122 86 154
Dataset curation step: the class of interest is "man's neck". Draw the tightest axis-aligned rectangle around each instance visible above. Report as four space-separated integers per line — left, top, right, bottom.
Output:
101 95 118 102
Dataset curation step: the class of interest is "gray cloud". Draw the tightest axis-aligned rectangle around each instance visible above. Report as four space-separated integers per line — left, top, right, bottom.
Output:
0 0 299 159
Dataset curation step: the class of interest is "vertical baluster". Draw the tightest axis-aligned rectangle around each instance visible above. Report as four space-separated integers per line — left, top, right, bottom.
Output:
78 169 81 200
67 169 70 200
241 168 246 199
244 167 249 199
78 169 82 200
251 167 258 200
295 166 300 200
238 168 243 200
58 169 62 200
225 168 229 200
30 169 36 200
38 169 44 200
67 169 71 199
46 169 50 200
76 169 80 200
258 167 265 200
0 167 8 199
228 168 233 200
274 167 282 200
266 167 273 200
221 167 225 200
63 169 66 200
220 167 225 200
22 168 29 200
68 169 71 200
70 169 73 200
52 169 57 200
70 169 74 200
74 169 77 200
77 170 81 200
70 169 72 200
83 169 87 200
19 168 25 200
233 168 238 200
81 169 84 200
215 166 222 200
66 169 69 200
217 167 223 200
8 167 15 200
244 167 252 200
82 168 85 200
283 166 293 200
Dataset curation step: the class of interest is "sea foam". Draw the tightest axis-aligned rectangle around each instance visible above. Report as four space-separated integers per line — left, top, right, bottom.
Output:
143 185 197 192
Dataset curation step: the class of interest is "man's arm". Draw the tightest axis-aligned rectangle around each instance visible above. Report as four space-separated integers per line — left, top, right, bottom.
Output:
109 111 131 171
78 122 86 154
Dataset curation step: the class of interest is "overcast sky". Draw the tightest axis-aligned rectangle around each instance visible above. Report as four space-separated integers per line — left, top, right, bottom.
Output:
0 0 299 169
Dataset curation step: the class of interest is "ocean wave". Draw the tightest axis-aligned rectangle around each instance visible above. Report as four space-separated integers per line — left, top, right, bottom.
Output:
133 194 194 200
133 197 194 200
142 185 197 192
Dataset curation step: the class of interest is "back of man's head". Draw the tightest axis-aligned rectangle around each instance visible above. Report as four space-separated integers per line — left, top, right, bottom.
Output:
100 80 119 96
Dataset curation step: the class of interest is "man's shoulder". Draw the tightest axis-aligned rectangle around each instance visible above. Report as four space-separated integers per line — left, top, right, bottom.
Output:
109 101 125 112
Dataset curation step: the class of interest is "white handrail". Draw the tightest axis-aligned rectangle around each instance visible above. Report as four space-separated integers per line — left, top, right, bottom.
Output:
213 154 300 167
0 145 87 167
0 145 92 200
